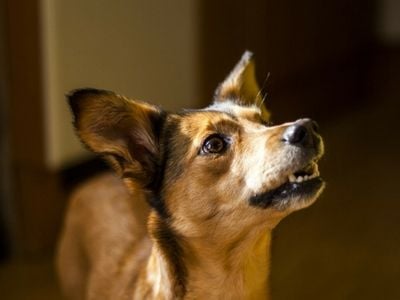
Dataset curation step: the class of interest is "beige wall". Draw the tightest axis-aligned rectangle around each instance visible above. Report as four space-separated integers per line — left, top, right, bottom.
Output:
379 0 400 42
40 0 199 169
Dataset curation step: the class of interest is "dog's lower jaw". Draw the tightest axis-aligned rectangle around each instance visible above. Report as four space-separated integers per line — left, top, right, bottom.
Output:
139 211 272 300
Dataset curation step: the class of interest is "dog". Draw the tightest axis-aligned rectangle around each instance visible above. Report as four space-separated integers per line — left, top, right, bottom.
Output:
57 51 325 300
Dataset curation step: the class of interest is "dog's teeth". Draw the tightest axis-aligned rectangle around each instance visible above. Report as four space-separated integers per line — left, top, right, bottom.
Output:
289 163 320 184
289 174 296 182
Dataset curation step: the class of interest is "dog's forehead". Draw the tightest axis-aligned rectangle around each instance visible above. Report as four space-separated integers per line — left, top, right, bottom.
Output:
176 102 260 134
171 102 263 143
180 101 261 125
206 100 262 120
176 111 233 139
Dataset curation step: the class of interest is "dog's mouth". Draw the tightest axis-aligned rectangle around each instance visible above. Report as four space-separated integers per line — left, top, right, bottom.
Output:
288 161 320 183
249 161 324 209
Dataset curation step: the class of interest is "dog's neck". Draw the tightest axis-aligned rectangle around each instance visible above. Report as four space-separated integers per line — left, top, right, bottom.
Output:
183 226 272 299
140 211 272 299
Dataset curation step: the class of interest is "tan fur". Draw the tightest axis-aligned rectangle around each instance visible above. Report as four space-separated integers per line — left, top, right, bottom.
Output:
57 52 324 299
57 173 151 299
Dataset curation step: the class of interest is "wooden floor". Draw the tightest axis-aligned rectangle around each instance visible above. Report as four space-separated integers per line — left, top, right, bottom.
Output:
0 49 399 300
0 258 62 299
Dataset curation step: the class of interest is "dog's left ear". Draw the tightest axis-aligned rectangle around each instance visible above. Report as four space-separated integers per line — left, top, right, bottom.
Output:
68 88 165 188
214 51 270 120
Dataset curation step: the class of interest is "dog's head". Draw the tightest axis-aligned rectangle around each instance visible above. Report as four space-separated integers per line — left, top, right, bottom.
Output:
69 51 324 235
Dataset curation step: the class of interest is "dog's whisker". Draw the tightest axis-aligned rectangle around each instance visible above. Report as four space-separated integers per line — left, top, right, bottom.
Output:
255 72 271 107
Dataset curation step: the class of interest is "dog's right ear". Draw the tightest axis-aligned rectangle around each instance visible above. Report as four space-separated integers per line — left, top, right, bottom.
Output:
68 88 165 187
214 51 270 120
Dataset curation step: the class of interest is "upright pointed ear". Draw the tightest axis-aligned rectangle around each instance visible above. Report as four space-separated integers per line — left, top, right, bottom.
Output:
214 51 270 120
68 88 166 188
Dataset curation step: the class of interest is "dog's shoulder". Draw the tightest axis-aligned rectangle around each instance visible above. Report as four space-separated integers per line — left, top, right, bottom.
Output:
68 172 128 211
65 172 150 247
59 172 152 298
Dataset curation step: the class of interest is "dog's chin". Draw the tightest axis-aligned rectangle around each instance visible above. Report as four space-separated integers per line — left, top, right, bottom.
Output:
249 162 325 211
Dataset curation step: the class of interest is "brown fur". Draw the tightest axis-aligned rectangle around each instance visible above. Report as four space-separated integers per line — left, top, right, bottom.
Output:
57 51 325 299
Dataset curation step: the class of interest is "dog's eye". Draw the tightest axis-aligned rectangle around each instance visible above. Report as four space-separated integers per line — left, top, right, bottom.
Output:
201 134 227 154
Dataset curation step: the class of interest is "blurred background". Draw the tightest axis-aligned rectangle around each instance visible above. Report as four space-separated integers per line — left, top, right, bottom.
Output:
0 0 399 299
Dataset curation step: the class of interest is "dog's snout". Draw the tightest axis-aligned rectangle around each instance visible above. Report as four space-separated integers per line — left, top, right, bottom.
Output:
282 118 319 148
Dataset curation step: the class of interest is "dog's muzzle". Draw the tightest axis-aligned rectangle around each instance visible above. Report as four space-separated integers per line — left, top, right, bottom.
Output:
249 118 325 210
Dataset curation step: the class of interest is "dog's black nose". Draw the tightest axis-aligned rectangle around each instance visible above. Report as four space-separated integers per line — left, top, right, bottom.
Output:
282 119 319 148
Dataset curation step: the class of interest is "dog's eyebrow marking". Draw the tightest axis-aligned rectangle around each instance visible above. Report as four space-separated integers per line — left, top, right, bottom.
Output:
177 110 241 138
207 118 241 135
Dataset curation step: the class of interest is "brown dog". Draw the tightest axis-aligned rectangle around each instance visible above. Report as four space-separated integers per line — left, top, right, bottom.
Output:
57 51 325 299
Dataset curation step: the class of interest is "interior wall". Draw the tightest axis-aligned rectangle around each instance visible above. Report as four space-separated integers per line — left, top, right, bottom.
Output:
199 0 375 124
40 0 200 170
0 0 12 259
379 0 400 42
